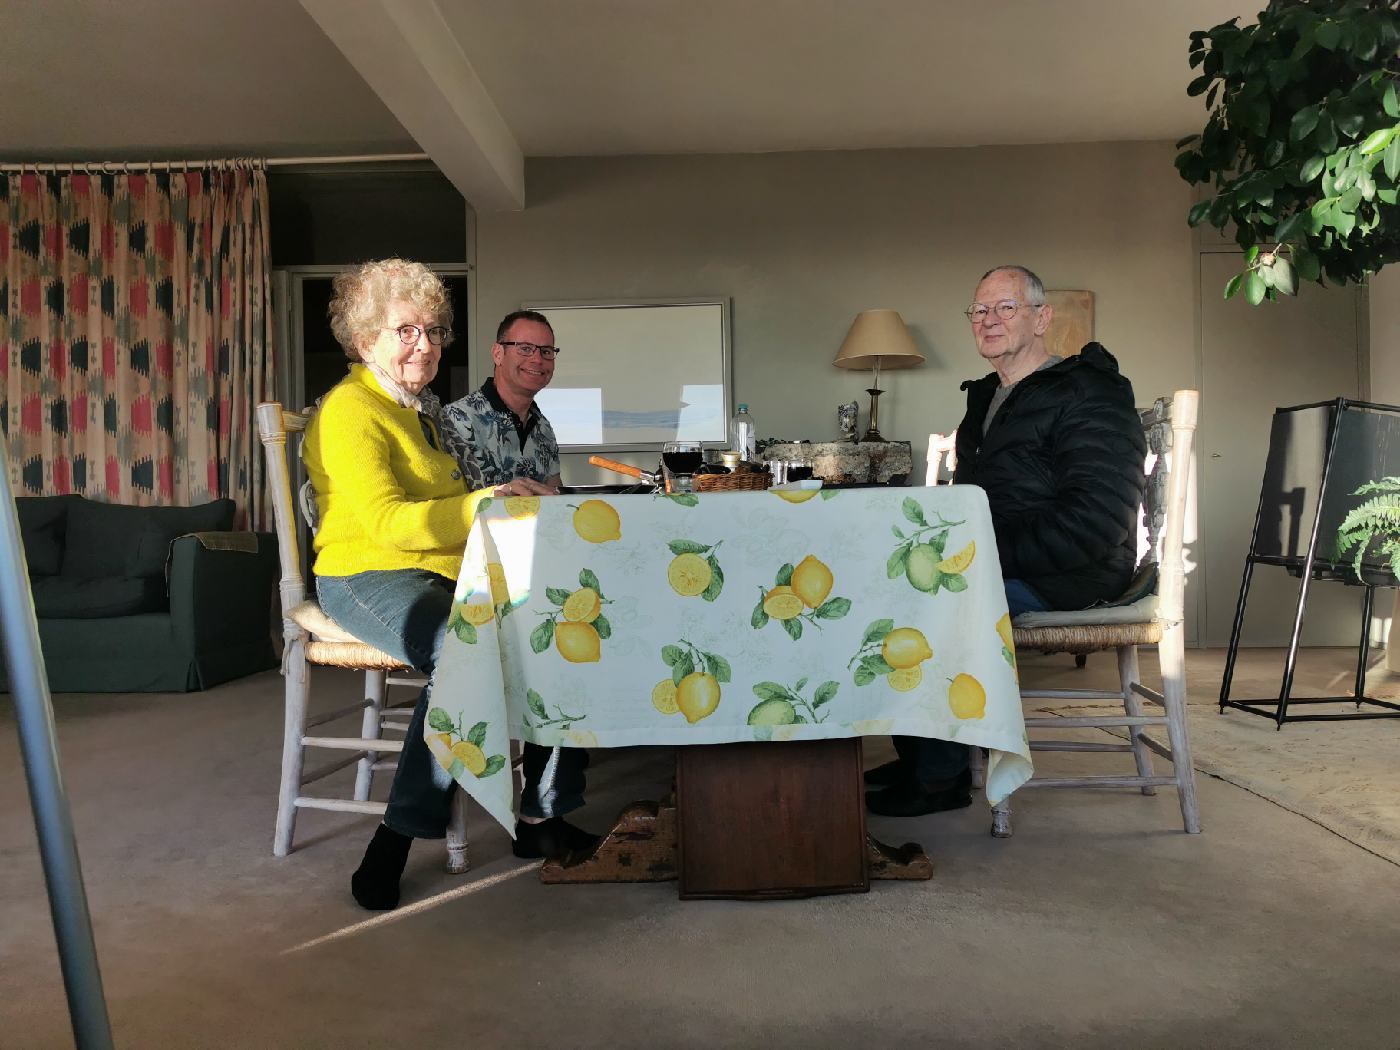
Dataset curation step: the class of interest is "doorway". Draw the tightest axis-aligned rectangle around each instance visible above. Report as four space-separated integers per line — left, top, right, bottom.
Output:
1198 250 1366 646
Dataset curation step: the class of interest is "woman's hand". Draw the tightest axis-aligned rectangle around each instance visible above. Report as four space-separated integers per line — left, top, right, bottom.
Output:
493 477 559 497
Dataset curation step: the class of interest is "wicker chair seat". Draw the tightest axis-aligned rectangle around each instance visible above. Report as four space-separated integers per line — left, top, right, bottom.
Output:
1012 620 1163 655
288 599 410 670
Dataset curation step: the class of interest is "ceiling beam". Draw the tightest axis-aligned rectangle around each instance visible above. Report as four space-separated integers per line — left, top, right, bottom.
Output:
298 0 524 211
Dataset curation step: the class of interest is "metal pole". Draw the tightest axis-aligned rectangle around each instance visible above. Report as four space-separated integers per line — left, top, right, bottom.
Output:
0 456 114 1049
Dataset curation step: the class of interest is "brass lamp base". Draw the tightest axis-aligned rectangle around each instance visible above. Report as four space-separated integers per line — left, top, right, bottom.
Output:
861 386 886 443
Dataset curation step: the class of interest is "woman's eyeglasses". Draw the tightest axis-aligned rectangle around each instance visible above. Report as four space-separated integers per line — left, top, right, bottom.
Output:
385 324 454 346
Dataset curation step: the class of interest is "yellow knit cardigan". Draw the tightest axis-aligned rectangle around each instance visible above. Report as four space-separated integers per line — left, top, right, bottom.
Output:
303 365 494 580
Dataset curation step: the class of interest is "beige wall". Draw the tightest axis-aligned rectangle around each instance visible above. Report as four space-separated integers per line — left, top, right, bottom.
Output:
472 141 1198 484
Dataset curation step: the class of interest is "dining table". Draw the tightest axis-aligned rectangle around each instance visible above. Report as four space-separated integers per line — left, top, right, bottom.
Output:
429 483 1032 893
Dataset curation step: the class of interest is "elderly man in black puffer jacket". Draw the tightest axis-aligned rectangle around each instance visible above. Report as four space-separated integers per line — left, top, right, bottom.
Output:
867 264 1146 817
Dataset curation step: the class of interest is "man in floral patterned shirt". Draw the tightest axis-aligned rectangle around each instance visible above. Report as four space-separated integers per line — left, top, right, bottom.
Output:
441 310 592 858
441 309 562 490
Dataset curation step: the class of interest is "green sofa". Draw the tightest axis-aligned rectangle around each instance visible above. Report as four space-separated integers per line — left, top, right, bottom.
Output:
6 494 279 692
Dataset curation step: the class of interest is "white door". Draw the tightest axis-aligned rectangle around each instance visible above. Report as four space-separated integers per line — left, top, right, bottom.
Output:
1199 251 1365 646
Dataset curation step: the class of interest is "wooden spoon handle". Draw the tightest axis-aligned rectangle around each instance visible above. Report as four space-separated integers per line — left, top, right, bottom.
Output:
588 455 647 479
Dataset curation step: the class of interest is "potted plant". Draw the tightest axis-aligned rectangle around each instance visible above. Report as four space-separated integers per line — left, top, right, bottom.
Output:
1175 0 1400 303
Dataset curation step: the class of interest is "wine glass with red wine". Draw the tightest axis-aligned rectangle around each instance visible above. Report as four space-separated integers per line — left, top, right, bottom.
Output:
662 440 703 492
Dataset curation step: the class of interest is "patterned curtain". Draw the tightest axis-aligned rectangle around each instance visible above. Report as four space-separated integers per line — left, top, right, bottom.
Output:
0 164 274 526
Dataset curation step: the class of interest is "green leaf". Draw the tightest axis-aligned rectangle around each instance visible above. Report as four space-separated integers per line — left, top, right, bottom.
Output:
753 681 788 701
943 573 969 593
704 652 732 684
1315 20 1340 49
1360 128 1392 156
447 758 466 779
1245 244 1260 265
530 619 554 653
476 497 493 512
662 644 683 666
481 755 506 777
453 619 478 645
815 597 852 619
668 539 710 555
1385 83 1400 120
526 689 548 718
887 545 911 579
775 562 794 587
593 614 612 639
862 619 895 646
1187 198 1212 226
1244 270 1267 306
1290 105 1319 143
902 497 927 526
546 586 571 606
782 617 803 641
819 489 838 500
1275 212 1307 243
578 568 601 592
854 667 876 687
794 676 809 693
1223 272 1243 300
1313 114 1337 154
813 681 839 707
1336 111 1366 140
751 599 769 629
1299 154 1326 183
1385 137 1400 182
664 493 700 507
1186 74 1211 97
672 651 695 686
860 654 894 676
891 525 905 539
467 721 487 747
701 557 724 602
427 707 455 733
1272 257 1297 296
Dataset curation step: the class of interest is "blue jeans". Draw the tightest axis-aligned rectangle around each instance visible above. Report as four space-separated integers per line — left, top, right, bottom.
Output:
890 579 1048 787
317 569 588 835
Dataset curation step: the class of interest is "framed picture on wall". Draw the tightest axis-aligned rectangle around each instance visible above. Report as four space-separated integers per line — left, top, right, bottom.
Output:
521 297 732 451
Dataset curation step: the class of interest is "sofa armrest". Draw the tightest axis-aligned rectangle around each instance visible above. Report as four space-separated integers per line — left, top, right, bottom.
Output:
168 532 278 654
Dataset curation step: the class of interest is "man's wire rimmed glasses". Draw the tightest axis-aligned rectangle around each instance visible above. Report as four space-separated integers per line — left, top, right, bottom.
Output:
964 301 1043 323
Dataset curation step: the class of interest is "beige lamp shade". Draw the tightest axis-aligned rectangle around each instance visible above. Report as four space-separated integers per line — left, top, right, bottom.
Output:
832 309 924 370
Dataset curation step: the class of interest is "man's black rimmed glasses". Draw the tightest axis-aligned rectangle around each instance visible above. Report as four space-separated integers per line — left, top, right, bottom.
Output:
499 341 562 360
384 324 454 346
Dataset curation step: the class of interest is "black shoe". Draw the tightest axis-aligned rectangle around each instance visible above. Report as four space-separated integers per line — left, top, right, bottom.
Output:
863 759 905 787
512 817 602 860
351 823 412 910
866 769 974 818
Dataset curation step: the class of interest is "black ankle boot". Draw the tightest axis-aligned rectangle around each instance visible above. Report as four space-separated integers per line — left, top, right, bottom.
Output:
351 823 412 910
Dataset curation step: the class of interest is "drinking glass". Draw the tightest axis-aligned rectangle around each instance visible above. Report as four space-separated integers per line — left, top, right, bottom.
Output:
662 440 702 492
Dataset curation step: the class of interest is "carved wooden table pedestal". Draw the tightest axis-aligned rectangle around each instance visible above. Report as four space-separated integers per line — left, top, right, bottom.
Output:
540 739 932 896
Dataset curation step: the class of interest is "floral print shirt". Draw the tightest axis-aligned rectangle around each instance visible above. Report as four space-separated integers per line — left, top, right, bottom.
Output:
440 378 561 487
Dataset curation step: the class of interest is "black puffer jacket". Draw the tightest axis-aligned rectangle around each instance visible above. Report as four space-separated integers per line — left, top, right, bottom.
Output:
953 343 1145 611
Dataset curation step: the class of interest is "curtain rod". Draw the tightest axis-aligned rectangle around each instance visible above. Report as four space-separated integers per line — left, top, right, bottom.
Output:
0 153 431 174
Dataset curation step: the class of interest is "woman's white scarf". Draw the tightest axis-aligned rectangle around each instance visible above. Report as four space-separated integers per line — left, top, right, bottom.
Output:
367 362 442 419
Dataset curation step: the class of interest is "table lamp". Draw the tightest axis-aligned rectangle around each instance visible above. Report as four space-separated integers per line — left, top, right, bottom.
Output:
832 309 924 442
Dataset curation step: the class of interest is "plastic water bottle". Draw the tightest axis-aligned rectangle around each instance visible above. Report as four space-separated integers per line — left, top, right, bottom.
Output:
730 403 756 461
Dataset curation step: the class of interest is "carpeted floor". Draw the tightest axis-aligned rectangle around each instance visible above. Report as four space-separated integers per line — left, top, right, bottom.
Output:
3 649 1400 1048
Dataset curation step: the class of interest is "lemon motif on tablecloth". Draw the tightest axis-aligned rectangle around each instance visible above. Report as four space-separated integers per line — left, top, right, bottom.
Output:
651 678 680 715
949 673 987 719
572 499 621 543
667 553 712 597
555 621 601 663
752 559 851 639
659 639 732 724
562 587 602 623
505 496 540 519
849 620 933 692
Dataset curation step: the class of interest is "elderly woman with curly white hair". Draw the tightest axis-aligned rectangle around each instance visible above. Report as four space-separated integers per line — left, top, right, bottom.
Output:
304 258 595 910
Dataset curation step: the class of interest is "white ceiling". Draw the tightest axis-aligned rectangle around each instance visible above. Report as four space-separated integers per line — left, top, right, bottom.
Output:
0 1 1256 205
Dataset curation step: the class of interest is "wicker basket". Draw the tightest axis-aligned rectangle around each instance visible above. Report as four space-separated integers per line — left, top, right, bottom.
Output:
694 470 772 492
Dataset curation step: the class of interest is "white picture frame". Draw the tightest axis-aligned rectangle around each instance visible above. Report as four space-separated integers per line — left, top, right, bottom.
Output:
521 297 732 451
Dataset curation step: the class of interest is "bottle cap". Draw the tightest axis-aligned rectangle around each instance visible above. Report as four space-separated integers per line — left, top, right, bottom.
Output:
737 403 748 412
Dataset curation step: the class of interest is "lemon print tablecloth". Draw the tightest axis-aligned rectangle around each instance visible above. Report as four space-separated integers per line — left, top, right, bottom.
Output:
431 486 1033 832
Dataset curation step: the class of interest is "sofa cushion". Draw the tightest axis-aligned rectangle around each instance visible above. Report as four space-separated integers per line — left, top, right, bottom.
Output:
15 494 84 576
29 575 169 618
61 498 236 579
